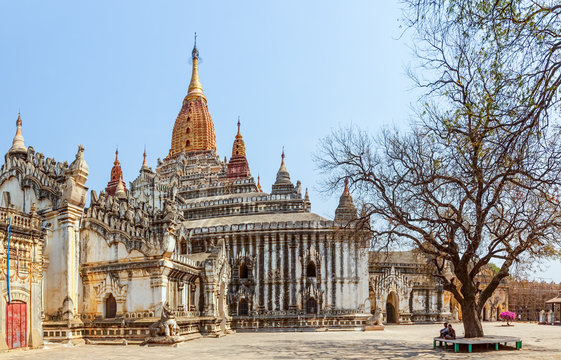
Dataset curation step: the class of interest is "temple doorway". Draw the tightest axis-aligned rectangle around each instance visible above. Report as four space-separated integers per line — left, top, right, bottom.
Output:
386 291 399 323
6 301 27 349
105 293 117 319
306 297 318 314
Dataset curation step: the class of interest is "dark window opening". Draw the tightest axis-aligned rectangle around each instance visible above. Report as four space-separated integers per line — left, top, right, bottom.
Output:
180 240 188 255
239 262 248 279
306 261 316 277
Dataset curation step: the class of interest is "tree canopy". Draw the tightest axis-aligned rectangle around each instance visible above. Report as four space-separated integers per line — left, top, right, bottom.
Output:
317 0 561 337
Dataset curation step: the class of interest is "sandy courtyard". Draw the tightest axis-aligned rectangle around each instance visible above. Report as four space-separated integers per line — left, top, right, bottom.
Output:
2 322 561 359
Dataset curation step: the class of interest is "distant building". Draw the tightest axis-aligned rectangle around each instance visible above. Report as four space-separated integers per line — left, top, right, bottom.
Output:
368 250 450 323
508 280 560 322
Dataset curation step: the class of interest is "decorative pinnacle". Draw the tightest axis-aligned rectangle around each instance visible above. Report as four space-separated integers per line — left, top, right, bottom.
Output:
10 112 27 153
281 147 285 165
114 148 120 165
142 146 149 169
192 32 199 59
343 178 349 194
187 32 204 100
236 116 242 139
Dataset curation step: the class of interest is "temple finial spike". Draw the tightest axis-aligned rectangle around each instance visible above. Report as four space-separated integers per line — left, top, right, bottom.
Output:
187 33 204 100
236 116 242 138
10 112 26 153
142 146 149 170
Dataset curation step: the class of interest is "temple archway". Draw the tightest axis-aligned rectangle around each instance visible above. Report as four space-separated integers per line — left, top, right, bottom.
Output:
306 297 318 314
105 293 117 319
238 298 249 316
386 291 399 324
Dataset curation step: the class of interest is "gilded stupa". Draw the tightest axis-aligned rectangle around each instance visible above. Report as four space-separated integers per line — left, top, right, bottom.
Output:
168 35 217 158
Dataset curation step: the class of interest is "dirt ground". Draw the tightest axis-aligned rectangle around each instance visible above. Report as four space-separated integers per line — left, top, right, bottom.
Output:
2 322 561 359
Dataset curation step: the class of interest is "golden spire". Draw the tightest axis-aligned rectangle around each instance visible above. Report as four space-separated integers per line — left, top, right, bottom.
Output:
141 147 151 171
10 112 27 153
168 34 216 157
257 175 262 192
186 32 205 101
231 117 246 157
236 116 242 139
114 149 120 166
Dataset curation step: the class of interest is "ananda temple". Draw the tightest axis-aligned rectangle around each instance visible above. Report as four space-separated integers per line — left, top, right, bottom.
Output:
0 40 465 349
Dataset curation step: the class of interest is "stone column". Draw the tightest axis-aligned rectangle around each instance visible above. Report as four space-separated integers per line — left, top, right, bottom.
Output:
150 274 168 310
324 236 331 309
43 204 84 320
263 234 270 311
289 236 297 311
282 234 289 310
295 234 302 311
258 235 265 312
279 234 285 310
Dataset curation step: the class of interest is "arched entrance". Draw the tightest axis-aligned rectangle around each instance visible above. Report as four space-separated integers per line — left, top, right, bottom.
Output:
105 293 117 319
386 291 399 323
6 301 27 349
306 297 318 314
238 298 249 316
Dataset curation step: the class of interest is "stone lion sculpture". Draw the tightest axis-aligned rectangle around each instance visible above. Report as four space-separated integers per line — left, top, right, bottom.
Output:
149 302 180 337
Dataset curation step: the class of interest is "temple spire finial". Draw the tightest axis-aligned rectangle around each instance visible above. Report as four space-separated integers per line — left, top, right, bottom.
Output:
142 146 149 170
114 147 120 165
236 116 242 138
10 112 27 154
187 33 204 100
192 32 199 59
281 147 285 166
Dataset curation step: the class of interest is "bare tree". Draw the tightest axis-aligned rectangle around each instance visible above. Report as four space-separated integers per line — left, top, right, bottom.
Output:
317 1 561 337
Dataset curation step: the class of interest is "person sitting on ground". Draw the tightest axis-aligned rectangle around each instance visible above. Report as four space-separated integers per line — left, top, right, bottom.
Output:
444 324 456 340
439 322 449 338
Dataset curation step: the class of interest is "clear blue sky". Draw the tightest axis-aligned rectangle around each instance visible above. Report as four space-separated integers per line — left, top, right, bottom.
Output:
1 1 559 282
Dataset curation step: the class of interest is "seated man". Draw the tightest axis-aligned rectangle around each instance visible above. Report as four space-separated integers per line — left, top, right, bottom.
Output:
439 322 449 338
444 324 456 339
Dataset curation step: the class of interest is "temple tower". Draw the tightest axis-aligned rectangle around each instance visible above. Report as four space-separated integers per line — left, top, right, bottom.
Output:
227 119 250 178
8 113 27 155
105 149 127 196
271 150 294 195
168 36 217 157
334 178 357 224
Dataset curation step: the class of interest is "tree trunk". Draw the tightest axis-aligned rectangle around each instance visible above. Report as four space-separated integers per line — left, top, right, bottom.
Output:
461 299 484 338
